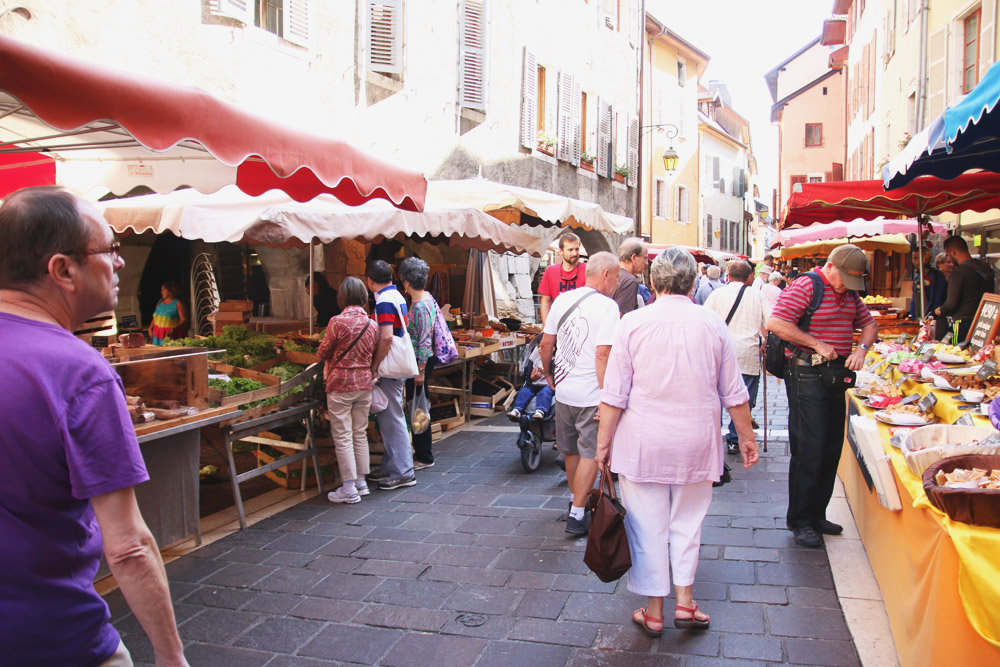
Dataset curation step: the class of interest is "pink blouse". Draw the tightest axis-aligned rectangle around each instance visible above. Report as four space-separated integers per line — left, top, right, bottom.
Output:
601 295 750 484
317 306 378 393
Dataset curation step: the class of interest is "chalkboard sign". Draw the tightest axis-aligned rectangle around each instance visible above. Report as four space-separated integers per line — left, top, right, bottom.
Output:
91 336 109 348
120 315 139 329
966 293 1000 353
978 358 998 380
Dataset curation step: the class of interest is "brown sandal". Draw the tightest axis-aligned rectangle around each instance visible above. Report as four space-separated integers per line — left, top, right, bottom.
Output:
632 607 664 637
674 603 710 629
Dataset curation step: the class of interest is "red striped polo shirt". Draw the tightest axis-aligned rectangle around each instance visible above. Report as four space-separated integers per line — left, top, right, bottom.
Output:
771 271 875 358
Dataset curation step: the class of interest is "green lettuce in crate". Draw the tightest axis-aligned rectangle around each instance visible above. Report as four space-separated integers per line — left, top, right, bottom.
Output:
166 325 277 368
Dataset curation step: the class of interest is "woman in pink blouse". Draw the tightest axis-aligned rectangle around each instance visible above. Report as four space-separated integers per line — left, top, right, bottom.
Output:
595 247 760 637
317 277 379 504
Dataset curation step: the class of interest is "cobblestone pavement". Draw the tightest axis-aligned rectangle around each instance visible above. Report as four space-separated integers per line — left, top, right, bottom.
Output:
106 376 860 666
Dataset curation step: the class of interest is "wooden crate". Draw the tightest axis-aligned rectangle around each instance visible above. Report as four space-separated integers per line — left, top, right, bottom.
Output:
208 360 322 426
252 432 334 488
112 346 212 410
456 341 484 358
430 398 465 431
219 300 254 312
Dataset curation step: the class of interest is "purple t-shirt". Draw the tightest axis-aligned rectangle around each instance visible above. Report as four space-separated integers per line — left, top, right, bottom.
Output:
0 313 148 664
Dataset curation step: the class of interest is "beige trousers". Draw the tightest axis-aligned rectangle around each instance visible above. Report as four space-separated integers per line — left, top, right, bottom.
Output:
327 389 372 482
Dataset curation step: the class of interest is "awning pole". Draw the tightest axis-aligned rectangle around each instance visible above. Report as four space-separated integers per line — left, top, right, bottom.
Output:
917 215 926 321
309 241 314 337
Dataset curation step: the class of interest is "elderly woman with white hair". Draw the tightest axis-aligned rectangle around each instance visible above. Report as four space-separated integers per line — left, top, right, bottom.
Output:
694 264 723 305
595 247 760 637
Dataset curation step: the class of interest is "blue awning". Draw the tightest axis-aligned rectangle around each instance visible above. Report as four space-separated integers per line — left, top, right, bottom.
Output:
884 61 1000 189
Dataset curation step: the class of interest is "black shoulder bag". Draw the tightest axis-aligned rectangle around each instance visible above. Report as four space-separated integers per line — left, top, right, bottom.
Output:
764 272 824 377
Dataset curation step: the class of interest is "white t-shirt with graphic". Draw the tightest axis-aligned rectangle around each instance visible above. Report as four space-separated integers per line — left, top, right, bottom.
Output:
542 286 619 407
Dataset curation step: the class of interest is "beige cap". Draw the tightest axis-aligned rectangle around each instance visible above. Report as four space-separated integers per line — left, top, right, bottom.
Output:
828 245 868 291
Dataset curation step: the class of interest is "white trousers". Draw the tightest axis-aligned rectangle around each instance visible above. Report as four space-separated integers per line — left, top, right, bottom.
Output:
327 390 372 482
619 476 714 597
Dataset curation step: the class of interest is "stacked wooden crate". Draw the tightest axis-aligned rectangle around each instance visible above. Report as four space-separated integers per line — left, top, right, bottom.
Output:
214 300 253 334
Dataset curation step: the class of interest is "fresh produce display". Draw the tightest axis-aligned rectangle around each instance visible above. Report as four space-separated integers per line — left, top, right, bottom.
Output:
166 325 278 368
209 371 306 408
863 295 892 306
283 338 320 352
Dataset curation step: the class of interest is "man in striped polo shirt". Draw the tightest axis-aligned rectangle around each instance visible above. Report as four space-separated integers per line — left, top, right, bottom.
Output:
766 245 877 548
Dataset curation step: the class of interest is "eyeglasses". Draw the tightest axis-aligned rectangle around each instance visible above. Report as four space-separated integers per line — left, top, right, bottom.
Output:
66 241 121 259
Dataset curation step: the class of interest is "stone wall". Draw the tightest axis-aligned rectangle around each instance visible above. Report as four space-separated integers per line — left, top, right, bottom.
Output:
491 251 540 323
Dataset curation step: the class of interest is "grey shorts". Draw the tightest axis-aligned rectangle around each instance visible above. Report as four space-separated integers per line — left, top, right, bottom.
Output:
554 401 598 459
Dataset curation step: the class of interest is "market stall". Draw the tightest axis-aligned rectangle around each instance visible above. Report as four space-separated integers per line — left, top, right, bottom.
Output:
837 301 1000 663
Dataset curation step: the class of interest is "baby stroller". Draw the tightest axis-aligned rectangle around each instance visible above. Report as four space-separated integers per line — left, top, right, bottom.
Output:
508 334 557 472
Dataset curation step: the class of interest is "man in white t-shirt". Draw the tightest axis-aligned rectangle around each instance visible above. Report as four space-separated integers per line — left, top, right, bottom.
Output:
539 252 620 537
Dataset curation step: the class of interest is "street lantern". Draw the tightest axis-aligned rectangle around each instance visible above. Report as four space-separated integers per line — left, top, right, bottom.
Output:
661 146 679 173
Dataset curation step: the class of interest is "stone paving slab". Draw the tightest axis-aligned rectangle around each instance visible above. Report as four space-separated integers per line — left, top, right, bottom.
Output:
108 376 861 665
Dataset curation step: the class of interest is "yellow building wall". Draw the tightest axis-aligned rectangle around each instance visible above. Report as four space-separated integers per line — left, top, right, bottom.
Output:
641 31 701 246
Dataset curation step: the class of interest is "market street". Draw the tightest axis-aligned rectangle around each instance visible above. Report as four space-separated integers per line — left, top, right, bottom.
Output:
105 376 869 666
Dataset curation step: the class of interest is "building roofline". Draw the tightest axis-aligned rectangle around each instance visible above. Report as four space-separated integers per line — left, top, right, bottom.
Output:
764 36 822 101
645 12 712 65
769 68 840 122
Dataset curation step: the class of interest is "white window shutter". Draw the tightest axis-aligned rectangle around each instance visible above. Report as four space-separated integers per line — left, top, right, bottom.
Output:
600 0 617 30
626 114 639 187
212 0 253 23
628 0 640 46
557 72 574 162
926 26 948 122
283 0 310 47
571 79 582 166
520 49 537 149
981 0 995 79
682 187 690 222
367 0 403 75
673 186 681 220
597 98 612 177
460 0 487 111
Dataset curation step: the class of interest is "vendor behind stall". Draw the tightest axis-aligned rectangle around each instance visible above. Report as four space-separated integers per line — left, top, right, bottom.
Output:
307 271 340 328
934 236 994 340
909 250 946 322
148 280 188 345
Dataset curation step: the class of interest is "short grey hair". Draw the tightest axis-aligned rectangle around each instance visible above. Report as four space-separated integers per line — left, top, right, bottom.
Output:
650 247 697 295
617 237 646 263
706 265 721 280
585 251 618 279
769 272 784 283
934 252 949 268
399 256 429 290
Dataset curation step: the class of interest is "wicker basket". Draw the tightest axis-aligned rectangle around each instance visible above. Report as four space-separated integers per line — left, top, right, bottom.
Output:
922 454 1000 528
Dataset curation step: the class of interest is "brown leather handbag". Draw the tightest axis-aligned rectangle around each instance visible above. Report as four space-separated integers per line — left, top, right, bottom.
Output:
584 464 632 582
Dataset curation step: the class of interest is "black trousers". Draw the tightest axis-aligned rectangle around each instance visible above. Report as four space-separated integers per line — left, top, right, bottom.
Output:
405 355 436 464
784 363 848 529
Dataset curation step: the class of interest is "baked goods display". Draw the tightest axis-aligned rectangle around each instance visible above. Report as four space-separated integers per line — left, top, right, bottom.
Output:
934 467 1000 489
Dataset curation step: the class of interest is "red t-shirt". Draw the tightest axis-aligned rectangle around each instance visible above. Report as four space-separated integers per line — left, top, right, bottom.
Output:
771 271 875 358
538 263 587 298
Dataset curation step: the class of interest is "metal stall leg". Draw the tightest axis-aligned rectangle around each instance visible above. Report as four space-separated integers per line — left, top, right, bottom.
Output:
224 430 250 530
306 407 324 493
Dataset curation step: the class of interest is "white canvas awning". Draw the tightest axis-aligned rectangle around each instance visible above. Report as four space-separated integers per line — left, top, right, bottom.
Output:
426 179 634 235
99 186 543 256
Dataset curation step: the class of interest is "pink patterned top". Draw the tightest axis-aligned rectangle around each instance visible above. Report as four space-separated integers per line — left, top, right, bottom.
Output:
317 306 378 393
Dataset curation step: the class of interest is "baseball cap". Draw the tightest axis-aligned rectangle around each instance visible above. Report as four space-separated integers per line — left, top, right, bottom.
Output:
828 245 868 291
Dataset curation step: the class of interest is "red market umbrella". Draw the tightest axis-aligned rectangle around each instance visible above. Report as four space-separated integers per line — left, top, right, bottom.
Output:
782 173 1000 229
0 35 426 210
769 217 945 247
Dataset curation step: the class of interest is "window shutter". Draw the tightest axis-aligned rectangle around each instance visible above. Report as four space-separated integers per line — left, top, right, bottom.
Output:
557 72 574 162
712 156 720 184
520 49 537 149
283 0 310 46
212 0 253 23
981 0 995 79
626 114 639 187
571 79 582 165
832 162 844 181
681 187 690 222
732 166 739 197
739 169 746 197
674 185 681 220
460 0 487 111
600 0 618 30
367 0 403 75
628 0 641 46
887 2 896 59
597 98 612 177
926 26 948 122
706 214 713 247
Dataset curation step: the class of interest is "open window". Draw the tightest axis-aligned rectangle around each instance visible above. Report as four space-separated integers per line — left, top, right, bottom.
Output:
212 0 310 46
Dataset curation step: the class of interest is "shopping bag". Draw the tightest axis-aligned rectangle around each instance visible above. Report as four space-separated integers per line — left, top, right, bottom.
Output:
370 383 389 414
583 463 632 582
378 331 419 379
410 389 431 434
431 300 458 364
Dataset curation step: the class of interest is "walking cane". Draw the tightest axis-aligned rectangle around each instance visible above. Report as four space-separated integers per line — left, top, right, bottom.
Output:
761 345 768 454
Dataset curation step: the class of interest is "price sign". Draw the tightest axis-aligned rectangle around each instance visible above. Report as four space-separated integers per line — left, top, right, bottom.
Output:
91 336 108 348
120 315 139 329
917 393 938 412
942 332 953 345
977 358 998 380
900 393 921 405
955 412 977 426
895 374 908 387
966 294 1000 353
956 404 978 411
882 365 895 379
921 347 936 363
865 358 887 373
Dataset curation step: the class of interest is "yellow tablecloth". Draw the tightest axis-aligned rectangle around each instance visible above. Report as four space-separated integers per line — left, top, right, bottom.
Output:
843 357 1000 662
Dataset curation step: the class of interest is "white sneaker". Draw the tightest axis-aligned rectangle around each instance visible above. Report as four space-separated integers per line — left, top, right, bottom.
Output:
532 409 545 420
356 484 371 497
507 408 521 418
327 487 361 504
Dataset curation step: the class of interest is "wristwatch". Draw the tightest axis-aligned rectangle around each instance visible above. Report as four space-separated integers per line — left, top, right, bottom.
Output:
859 343 871 351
